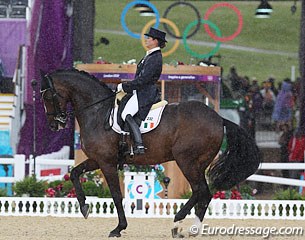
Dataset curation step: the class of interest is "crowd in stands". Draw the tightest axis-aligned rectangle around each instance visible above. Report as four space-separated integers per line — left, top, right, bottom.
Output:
224 66 305 182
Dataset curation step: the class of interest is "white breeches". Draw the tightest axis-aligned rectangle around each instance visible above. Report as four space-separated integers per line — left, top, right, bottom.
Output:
121 91 139 121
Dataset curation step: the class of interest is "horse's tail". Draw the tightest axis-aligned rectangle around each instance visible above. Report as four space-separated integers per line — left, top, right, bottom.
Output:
208 118 261 191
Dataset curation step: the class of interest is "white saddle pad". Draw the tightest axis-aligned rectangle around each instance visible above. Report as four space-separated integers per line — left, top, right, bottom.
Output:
110 101 167 134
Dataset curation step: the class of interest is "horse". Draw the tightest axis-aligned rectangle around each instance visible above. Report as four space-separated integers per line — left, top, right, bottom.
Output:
40 69 261 238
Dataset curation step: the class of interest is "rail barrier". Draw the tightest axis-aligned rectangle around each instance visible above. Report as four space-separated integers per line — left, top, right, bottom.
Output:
248 163 305 187
0 155 25 184
0 197 304 220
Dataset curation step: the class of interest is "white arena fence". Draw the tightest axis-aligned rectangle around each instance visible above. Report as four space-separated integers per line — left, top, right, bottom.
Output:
249 163 305 187
1 154 305 187
0 197 304 220
0 155 25 183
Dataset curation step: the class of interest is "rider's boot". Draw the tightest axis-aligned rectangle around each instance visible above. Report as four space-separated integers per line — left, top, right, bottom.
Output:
125 114 145 155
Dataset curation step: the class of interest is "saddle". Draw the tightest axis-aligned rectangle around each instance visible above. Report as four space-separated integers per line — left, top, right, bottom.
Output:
110 92 168 170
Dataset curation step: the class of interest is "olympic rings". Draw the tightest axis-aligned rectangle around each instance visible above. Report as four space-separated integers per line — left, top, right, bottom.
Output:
183 19 222 59
141 18 180 57
120 1 160 39
121 1 243 57
203 2 243 42
162 2 200 40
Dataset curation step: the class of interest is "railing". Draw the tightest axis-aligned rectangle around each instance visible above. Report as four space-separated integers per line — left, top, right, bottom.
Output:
0 155 25 184
28 146 73 181
0 197 304 220
248 163 305 187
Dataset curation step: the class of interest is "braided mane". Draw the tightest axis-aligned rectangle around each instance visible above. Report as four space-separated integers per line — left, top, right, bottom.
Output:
52 68 112 92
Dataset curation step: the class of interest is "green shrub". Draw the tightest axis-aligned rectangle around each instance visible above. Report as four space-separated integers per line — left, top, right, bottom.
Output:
13 176 47 197
180 191 192 199
0 188 8 197
100 186 112 198
83 181 103 197
62 181 74 195
273 189 305 200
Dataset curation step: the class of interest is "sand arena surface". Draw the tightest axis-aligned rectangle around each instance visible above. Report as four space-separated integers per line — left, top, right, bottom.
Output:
0 216 304 240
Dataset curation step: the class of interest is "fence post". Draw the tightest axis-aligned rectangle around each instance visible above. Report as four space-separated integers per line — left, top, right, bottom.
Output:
14 154 25 181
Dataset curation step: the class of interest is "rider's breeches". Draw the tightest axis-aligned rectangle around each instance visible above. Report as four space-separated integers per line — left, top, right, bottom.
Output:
121 91 139 121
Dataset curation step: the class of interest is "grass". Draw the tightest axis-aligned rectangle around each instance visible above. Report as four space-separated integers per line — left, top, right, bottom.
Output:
94 1 300 84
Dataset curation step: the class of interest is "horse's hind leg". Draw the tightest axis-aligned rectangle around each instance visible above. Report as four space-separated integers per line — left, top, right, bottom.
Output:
190 174 212 237
171 162 201 238
70 159 99 219
172 156 213 238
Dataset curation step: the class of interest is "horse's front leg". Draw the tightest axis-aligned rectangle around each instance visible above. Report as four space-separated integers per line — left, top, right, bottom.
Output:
101 163 127 238
70 159 99 218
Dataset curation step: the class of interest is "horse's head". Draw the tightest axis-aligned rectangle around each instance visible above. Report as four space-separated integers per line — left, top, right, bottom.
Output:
40 73 69 131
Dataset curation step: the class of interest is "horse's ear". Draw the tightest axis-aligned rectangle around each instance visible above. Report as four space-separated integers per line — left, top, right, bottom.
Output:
39 69 46 79
39 69 48 91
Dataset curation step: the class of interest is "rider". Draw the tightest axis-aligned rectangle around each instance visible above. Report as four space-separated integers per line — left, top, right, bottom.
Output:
116 27 167 155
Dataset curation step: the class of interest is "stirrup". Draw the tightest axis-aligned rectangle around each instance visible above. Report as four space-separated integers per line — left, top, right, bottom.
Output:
133 145 145 155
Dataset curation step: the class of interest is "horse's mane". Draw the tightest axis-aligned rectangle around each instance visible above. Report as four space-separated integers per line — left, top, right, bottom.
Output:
52 68 113 93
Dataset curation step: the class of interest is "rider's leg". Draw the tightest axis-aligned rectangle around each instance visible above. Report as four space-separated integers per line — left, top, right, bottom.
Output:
121 93 145 154
125 114 145 154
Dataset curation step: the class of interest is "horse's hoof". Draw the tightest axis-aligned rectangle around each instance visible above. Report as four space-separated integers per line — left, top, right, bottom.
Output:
81 204 90 219
171 228 185 238
108 231 121 238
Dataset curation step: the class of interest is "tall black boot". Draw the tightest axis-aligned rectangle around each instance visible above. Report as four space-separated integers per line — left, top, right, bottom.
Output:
125 114 145 155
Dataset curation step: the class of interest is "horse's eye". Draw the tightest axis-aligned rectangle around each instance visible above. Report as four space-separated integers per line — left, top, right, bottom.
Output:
43 92 53 101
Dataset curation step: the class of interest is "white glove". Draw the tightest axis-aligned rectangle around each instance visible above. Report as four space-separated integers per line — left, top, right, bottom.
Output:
116 83 123 92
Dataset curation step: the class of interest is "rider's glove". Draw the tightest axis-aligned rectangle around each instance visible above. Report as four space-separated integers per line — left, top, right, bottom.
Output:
116 83 123 93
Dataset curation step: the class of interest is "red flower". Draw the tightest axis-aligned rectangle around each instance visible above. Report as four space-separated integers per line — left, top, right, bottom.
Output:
55 183 63 191
67 188 76 198
64 174 70 181
213 191 226 199
45 188 56 197
230 189 242 199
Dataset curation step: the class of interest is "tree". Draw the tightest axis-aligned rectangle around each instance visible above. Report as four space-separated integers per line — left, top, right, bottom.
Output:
299 0 305 132
73 0 95 63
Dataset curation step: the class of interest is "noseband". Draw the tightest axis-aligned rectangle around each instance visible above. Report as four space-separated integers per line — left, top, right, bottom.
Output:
40 74 68 124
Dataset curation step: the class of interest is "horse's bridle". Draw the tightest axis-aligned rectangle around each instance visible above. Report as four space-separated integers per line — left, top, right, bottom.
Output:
40 74 68 124
41 74 116 126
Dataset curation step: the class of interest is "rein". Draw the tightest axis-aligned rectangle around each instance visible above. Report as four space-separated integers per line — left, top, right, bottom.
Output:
78 92 116 113
77 92 117 131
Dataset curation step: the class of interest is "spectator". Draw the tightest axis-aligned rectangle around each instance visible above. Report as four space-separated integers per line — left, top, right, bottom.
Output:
268 77 278 96
227 66 242 92
249 84 263 115
272 80 294 131
260 81 276 122
288 128 305 180
278 124 294 179
240 76 250 96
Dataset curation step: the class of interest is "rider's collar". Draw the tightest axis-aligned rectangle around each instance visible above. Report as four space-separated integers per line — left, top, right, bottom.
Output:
146 47 160 56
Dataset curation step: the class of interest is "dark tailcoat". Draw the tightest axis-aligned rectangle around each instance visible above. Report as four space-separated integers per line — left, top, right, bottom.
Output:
122 50 162 120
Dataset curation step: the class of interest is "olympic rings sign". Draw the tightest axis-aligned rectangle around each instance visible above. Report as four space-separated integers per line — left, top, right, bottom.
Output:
183 19 222 59
121 1 160 39
120 1 243 58
203 2 243 42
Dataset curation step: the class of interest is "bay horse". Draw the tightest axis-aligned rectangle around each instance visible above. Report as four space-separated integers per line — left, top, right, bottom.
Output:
40 69 260 238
